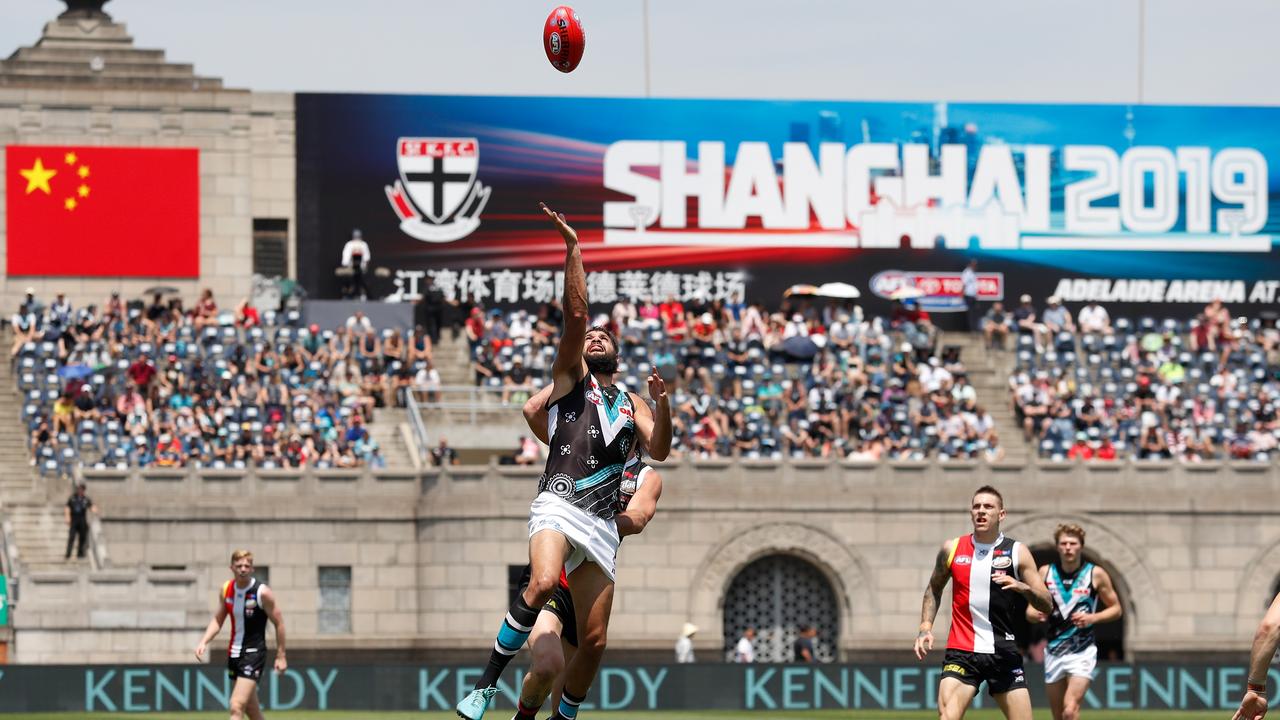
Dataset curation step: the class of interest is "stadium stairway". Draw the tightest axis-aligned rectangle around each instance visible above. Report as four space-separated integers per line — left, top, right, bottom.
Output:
367 406 416 469
938 330 1030 464
0 353 81 571
423 332 532 456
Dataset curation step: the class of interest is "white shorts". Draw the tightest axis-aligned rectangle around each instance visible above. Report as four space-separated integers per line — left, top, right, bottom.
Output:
528 492 619 582
1044 643 1097 684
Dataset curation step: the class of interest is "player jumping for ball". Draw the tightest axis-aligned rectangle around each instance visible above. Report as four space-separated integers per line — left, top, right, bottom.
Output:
455 204 672 720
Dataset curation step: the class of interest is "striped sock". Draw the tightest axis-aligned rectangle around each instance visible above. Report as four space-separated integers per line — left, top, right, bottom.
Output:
557 690 584 720
477 596 540 689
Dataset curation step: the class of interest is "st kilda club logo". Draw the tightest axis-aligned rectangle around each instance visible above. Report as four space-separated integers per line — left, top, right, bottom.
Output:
384 138 491 243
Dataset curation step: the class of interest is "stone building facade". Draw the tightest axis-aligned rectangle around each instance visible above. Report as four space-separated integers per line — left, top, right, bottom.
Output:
28 458 1275 664
0 0 295 312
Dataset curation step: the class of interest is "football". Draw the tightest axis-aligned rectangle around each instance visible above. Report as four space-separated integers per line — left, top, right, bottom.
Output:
543 5 585 73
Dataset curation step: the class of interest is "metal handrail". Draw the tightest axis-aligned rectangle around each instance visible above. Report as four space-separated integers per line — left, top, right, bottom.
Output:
404 389 431 467
412 384 542 425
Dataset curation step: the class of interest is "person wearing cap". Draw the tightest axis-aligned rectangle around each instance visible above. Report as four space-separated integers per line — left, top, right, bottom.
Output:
982 302 1012 351
341 228 371 300
1067 432 1094 461
676 623 698 664
1042 296 1075 337
502 355 533 406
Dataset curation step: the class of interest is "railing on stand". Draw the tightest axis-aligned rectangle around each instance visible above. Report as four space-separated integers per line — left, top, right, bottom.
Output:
413 384 540 426
404 388 431 468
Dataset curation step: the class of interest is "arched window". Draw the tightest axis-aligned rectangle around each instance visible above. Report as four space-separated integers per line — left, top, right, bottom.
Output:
722 554 839 662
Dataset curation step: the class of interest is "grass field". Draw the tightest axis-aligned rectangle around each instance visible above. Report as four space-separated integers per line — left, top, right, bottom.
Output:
7 707 1228 712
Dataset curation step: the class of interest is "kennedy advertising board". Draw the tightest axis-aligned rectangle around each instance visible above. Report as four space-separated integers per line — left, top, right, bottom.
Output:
0 663 1271 712
296 96 1280 316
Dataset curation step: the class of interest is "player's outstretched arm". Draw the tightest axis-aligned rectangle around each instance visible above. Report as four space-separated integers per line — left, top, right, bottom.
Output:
646 369 672 461
915 541 953 660
261 586 287 673
616 470 663 537
543 203 587 401
193 596 228 662
523 383 555 444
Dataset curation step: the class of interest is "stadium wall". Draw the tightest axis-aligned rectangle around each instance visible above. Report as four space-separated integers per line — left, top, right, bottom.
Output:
0 86 295 311
32 459 1275 664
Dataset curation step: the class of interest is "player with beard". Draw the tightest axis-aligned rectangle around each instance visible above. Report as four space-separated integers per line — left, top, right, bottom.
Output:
1027 524 1122 720
914 486 1052 720
456 204 672 720
506 384 665 720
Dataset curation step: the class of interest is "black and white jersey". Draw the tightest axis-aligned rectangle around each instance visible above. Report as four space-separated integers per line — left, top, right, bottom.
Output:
539 373 637 520
222 578 268 659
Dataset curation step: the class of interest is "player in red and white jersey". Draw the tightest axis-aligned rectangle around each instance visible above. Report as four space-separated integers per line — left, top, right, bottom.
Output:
195 550 287 720
914 486 1051 720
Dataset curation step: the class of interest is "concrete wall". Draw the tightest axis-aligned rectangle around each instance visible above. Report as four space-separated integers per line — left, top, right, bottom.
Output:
0 87 295 311
39 459 1277 664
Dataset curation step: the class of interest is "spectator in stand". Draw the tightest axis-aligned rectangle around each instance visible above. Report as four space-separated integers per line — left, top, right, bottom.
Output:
431 437 460 466
981 302 1011 350
503 356 533 405
1013 294 1041 349
346 311 374 336
1067 432 1094 460
514 435 541 466
11 295 39 357
341 228 371 300
472 346 498 387
1077 300 1112 334
48 292 72 329
234 298 260 328
464 307 486 353
961 259 981 332
194 288 218 328
1041 295 1075 337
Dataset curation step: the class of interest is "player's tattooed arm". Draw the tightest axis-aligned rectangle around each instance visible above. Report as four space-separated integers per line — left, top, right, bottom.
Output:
914 542 951 660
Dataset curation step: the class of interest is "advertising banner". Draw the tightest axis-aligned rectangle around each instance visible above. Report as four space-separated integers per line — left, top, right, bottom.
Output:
0 663 1271 713
297 95 1280 317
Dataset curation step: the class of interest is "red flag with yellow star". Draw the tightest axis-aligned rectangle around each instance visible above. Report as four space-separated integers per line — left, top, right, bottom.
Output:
6 145 198 277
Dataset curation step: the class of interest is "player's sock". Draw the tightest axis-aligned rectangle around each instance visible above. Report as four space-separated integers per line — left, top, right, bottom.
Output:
476 595 540 689
512 698 540 720
556 690 584 720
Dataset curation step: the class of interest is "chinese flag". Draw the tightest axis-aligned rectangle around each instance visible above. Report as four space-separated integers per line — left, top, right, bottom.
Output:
6 145 199 277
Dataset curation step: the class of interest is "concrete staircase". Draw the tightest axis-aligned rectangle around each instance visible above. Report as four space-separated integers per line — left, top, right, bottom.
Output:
421 333 532 455
0 349 79 571
367 406 416 469
937 330 1030 464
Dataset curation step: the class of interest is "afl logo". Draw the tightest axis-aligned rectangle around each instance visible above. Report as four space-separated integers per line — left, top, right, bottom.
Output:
954 555 972 565
547 473 575 498
992 556 1013 569
549 31 562 55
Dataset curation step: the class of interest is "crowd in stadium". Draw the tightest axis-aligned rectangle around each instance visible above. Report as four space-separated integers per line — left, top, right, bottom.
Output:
13 288 436 473
17 285 1279 470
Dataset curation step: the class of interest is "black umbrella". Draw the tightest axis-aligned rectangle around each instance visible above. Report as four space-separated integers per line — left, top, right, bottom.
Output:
781 335 819 360
143 286 181 296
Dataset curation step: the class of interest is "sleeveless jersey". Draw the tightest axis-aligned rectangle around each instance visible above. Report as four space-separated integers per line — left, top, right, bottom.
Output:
946 534 1023 654
1044 562 1098 656
539 374 637 520
617 454 651 512
222 578 268 658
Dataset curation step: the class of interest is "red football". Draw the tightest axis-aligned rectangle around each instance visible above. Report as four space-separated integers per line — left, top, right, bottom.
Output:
543 5 585 73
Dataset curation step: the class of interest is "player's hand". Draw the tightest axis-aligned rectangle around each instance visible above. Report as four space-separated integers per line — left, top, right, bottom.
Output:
648 368 667 402
541 203 578 247
194 643 206 662
992 572 1028 594
274 655 288 674
1233 690 1267 720
913 629 933 660
1071 612 1094 628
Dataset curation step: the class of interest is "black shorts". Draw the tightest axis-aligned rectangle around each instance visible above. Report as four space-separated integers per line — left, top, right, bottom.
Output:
518 566 578 648
227 649 266 681
941 648 1027 696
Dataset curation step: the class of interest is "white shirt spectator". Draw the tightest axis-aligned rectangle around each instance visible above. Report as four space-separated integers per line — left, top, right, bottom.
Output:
783 315 809 339
414 366 441 392
675 636 695 664
508 312 533 345
1078 303 1111 333
734 635 756 663
341 235 371 270
961 265 978 298
919 360 952 393
346 313 374 334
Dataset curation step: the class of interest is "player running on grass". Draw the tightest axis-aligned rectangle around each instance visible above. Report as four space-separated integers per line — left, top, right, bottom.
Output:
1026 523 1122 720
914 485 1052 720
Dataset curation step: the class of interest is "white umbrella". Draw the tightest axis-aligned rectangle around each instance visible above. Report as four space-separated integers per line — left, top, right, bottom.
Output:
889 286 926 300
816 282 861 299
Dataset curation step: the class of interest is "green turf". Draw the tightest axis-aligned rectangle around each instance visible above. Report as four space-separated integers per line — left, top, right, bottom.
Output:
5 707 1228 712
